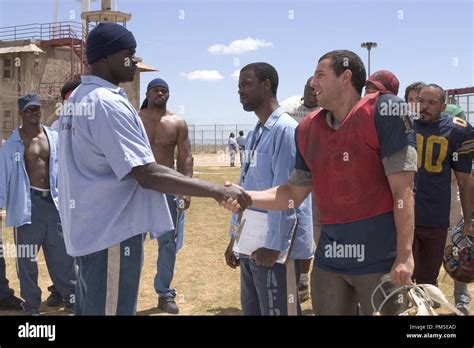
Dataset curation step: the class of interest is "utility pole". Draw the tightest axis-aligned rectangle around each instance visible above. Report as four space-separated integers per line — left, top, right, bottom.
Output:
361 42 377 76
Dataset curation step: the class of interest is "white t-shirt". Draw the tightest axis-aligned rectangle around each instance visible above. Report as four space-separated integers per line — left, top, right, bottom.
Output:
228 137 238 151
281 95 319 124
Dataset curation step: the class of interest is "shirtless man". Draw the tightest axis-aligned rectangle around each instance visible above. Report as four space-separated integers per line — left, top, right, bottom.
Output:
0 94 76 315
139 79 193 314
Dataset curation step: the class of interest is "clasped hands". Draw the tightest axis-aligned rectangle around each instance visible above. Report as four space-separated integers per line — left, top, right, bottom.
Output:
217 181 249 213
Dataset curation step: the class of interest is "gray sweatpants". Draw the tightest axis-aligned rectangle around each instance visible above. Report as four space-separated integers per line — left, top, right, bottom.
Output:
311 266 406 315
14 191 76 311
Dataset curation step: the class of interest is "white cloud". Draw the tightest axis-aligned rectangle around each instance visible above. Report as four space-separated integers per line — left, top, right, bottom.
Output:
180 70 224 81
208 37 273 55
231 70 240 80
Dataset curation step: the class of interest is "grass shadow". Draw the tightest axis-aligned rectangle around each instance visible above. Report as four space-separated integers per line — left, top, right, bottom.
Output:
206 307 241 316
136 307 179 316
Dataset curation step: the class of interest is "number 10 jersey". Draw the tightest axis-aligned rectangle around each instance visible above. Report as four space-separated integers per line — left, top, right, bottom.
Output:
414 116 474 228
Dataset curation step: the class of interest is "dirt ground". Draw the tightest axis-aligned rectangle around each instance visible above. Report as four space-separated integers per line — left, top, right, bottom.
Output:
0 160 471 316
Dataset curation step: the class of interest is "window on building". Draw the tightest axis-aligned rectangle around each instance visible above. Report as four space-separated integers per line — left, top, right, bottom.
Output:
3 58 12 78
3 110 12 130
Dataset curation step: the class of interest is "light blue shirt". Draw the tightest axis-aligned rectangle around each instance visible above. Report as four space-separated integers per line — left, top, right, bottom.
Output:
236 136 246 147
231 107 313 259
57 75 173 257
0 126 59 228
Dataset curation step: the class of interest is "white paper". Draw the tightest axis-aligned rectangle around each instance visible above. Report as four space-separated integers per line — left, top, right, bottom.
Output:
233 209 289 264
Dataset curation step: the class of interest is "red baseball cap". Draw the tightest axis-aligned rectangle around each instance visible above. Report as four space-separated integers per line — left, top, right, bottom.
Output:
366 70 400 95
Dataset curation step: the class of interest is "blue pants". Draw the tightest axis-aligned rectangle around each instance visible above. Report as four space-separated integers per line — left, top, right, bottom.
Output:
75 234 144 315
154 195 185 298
0 240 14 301
14 192 76 311
240 258 301 315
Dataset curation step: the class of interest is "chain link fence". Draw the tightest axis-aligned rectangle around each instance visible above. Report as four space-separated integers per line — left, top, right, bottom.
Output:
188 124 254 153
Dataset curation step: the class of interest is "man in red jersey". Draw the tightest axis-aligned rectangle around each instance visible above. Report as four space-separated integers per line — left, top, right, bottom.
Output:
224 50 417 315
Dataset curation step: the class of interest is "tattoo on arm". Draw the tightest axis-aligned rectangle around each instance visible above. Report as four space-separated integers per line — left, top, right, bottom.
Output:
288 169 313 187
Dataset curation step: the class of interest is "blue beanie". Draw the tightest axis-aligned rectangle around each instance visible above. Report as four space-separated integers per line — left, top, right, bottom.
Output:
86 22 137 64
147 78 169 93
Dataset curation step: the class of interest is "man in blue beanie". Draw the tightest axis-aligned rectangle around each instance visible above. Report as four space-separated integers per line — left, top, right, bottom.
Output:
57 22 250 315
139 78 193 314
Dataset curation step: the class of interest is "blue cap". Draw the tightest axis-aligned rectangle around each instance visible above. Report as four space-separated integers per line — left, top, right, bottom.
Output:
18 94 41 112
147 78 169 93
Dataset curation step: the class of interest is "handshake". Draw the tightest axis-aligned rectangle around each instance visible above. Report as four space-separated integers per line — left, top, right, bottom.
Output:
214 181 250 213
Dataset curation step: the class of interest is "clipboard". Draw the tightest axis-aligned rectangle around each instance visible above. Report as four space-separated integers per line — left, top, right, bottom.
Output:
232 209 299 264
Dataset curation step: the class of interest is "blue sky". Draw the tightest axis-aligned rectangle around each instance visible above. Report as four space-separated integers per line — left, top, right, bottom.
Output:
1 0 473 124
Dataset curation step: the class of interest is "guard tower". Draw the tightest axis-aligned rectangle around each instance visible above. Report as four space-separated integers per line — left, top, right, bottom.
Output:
81 0 131 33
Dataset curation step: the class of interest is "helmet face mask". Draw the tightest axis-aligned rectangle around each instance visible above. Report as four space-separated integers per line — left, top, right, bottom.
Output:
443 220 474 283
371 274 465 316
371 274 410 315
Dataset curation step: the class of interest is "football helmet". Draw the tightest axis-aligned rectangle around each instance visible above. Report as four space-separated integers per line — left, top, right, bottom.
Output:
371 274 465 316
443 219 474 283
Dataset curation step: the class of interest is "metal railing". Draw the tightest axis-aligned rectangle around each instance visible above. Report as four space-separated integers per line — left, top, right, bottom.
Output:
0 21 85 42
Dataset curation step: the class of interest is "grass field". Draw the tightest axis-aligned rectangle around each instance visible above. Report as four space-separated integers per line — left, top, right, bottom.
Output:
0 164 471 315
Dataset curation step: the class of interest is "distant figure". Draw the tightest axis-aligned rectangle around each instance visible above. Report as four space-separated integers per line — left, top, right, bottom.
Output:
443 104 467 121
228 133 238 167
281 76 319 124
405 81 426 106
236 130 246 166
51 80 81 132
364 70 399 96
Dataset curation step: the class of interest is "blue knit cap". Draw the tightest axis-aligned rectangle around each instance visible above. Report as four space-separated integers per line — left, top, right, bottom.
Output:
86 22 137 64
